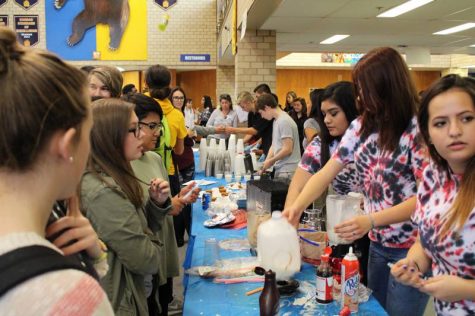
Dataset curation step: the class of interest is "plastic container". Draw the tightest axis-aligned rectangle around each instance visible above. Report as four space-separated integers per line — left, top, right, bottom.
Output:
257 211 301 280
298 229 326 265
326 194 363 245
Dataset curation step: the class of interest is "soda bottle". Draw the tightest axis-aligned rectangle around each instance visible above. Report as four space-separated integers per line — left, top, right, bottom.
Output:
259 269 280 316
341 247 359 313
316 247 333 304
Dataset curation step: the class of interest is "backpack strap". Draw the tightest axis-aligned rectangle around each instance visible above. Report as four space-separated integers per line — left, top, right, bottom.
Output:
0 245 88 297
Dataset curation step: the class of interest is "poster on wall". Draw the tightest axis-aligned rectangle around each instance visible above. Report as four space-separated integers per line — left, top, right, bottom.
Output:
14 15 39 46
45 0 147 61
321 53 364 64
154 0 177 10
0 16 8 27
15 0 38 10
0 0 8 9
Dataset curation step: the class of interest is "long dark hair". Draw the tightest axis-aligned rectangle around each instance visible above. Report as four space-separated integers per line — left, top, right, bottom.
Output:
145 64 171 100
203 95 213 111
308 89 325 120
317 81 358 166
418 74 475 238
86 98 144 208
219 94 233 111
352 47 418 152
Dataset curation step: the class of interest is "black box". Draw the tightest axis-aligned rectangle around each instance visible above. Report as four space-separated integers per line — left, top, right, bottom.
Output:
246 178 290 214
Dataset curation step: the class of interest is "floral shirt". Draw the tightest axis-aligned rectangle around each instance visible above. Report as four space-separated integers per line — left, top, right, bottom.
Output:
332 117 427 248
413 164 475 315
299 136 359 195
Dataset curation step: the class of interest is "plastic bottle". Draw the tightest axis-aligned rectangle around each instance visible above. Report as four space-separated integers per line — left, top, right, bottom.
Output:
257 211 301 280
316 249 333 304
259 269 280 316
341 247 359 313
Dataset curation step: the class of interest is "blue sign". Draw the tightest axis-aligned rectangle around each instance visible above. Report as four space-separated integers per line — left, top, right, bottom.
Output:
180 54 211 62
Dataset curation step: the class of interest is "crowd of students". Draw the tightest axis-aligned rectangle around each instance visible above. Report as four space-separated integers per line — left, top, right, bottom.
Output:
0 25 474 316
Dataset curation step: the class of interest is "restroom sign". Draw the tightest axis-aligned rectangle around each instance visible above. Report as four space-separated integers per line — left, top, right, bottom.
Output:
154 0 177 10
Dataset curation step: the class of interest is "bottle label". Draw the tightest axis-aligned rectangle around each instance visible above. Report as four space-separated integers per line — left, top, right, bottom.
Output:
316 276 333 301
341 264 360 312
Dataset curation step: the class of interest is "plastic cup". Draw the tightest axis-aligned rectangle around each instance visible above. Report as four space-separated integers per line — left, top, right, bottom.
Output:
203 238 220 266
225 173 233 183
244 174 251 181
253 175 261 180
216 173 223 179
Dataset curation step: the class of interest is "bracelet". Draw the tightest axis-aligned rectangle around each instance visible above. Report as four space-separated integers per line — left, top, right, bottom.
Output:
368 214 375 230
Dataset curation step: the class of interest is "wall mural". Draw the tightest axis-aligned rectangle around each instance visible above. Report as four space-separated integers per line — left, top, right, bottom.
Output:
46 0 147 61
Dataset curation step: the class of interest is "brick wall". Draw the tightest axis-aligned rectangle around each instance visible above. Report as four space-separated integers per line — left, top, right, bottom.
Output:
216 65 235 101
1 0 217 69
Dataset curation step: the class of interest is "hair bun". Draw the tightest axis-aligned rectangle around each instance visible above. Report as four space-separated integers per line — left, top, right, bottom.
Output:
0 28 23 74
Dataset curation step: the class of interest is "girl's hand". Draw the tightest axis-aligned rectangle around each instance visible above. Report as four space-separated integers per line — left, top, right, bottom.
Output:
334 215 371 241
420 275 471 302
46 196 102 259
390 258 424 288
179 182 201 204
149 178 170 205
282 206 302 228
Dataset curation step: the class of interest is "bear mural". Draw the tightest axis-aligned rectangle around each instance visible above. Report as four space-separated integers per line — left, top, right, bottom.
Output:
55 0 130 50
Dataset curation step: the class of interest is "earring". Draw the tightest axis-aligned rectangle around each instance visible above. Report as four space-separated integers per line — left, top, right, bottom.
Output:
69 156 74 162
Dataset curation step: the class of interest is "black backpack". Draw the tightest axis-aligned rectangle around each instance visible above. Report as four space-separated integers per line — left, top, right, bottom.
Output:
0 245 95 297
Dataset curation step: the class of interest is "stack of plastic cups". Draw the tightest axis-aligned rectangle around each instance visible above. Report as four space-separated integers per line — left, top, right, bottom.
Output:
250 152 258 172
234 153 246 181
228 134 236 172
209 138 217 153
218 138 226 153
199 138 208 171
236 138 245 155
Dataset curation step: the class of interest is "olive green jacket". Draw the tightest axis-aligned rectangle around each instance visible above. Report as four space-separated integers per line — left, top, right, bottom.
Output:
131 151 180 283
81 172 171 316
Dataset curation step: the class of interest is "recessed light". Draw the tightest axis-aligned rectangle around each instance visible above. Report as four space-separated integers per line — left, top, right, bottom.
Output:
470 44 475 47
377 0 433 18
434 23 475 35
320 35 350 44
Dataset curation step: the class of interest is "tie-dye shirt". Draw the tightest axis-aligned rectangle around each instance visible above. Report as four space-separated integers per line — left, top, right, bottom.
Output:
332 117 427 248
299 136 359 195
413 163 475 315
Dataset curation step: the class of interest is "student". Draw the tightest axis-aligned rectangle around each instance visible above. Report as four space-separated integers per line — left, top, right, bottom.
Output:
122 83 138 96
283 47 429 315
88 66 123 98
256 93 301 179
0 27 113 314
225 91 273 156
169 87 195 249
284 81 369 283
284 91 297 112
391 74 475 315
126 93 199 316
302 89 324 148
199 95 213 126
145 65 188 247
81 98 172 315
253 83 272 97
206 94 238 139
290 97 308 154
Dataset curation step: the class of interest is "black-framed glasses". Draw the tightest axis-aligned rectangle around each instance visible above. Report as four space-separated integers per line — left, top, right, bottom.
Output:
128 125 141 138
139 121 162 132
173 96 185 101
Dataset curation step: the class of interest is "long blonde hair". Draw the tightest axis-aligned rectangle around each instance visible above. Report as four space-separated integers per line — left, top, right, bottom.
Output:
418 74 475 238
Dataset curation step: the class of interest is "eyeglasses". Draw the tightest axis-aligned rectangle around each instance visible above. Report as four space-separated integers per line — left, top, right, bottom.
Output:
139 121 162 132
173 96 185 101
128 125 141 138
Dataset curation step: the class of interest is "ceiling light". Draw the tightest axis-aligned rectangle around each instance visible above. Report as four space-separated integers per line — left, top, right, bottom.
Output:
434 23 475 35
470 44 475 47
320 35 350 44
461 65 475 69
377 0 433 18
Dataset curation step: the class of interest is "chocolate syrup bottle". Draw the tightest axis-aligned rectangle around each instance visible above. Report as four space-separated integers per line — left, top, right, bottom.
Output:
259 269 280 316
316 253 333 304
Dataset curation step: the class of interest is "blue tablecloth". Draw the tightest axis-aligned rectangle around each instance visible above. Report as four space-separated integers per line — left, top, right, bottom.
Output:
182 167 388 315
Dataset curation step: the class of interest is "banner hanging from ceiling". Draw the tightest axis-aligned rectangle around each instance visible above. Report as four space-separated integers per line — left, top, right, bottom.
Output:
154 0 177 10
14 15 39 46
14 0 38 10
0 16 8 27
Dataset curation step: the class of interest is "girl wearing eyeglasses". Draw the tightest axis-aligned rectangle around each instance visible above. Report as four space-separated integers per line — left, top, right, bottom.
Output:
80 98 172 315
